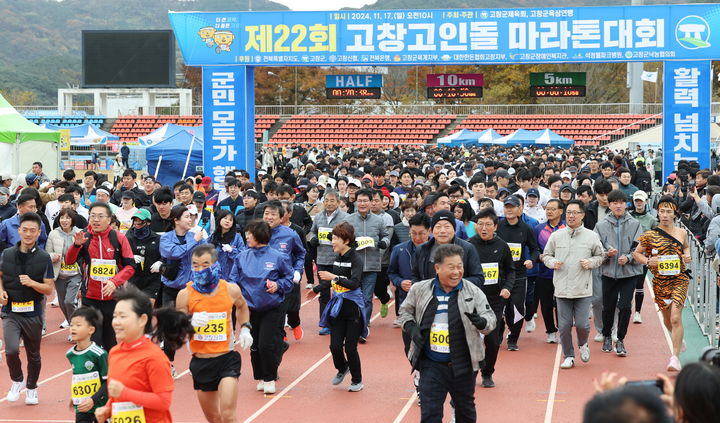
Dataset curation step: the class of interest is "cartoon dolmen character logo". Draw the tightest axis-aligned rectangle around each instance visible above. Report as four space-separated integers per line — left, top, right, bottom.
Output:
198 27 216 48
213 31 235 53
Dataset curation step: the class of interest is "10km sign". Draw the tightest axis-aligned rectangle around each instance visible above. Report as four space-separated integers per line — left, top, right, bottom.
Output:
427 73 484 87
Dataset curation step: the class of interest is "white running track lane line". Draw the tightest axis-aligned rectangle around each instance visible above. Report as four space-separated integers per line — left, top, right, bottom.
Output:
542 343 563 423
646 276 674 353
392 392 417 423
243 301 394 423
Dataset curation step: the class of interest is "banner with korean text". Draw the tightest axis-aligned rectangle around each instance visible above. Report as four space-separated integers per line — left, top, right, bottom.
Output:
202 66 255 184
170 5 719 66
662 61 711 182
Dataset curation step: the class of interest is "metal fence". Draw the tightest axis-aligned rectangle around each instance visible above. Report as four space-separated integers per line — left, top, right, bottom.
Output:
684 227 719 347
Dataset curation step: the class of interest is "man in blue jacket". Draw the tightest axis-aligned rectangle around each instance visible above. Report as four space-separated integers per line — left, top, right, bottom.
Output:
263 201 306 341
388 214 430 329
0 194 48 251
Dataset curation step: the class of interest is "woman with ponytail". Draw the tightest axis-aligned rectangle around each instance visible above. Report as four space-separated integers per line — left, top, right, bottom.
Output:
94 285 193 423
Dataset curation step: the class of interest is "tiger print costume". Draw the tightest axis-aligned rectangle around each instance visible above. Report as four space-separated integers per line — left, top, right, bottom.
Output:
638 227 689 309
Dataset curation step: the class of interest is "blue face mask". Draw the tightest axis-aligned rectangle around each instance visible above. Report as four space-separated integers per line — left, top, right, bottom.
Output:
191 262 221 294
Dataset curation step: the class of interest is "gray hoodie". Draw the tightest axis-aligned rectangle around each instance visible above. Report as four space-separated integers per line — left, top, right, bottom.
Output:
593 212 644 279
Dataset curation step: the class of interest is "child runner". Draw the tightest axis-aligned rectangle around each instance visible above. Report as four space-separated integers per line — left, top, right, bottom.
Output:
67 307 108 423
93 285 193 423
176 244 253 423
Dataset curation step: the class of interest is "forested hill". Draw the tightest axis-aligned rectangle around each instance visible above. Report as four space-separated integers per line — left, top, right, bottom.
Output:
0 0 714 105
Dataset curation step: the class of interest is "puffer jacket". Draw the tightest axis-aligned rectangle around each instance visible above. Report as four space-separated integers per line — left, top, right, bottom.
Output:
398 278 496 372
46 226 82 278
593 212 644 279
542 225 605 298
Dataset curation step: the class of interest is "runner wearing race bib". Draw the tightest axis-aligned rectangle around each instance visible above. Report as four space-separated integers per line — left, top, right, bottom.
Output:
93 286 193 423
66 307 108 423
468 207 517 388
634 196 690 372
176 245 253 423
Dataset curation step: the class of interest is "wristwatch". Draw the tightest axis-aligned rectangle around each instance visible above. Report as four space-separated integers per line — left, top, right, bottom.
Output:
241 322 252 330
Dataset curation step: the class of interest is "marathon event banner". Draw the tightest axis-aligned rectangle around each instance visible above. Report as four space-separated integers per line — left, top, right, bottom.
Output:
662 61 711 182
202 66 256 185
170 4 720 66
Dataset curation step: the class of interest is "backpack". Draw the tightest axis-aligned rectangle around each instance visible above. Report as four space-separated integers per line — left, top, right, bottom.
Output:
78 229 132 294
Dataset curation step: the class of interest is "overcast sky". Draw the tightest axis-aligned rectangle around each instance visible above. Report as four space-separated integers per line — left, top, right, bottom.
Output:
272 0 378 11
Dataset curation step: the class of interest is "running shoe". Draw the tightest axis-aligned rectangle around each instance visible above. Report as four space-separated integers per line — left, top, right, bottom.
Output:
319 327 331 335
546 332 558 344
263 381 276 394
256 381 265 391
332 369 350 385
348 382 364 392
593 333 604 342
6 380 24 402
49 297 59 307
25 388 38 405
525 319 536 333
615 340 627 357
579 344 591 362
602 337 613 353
481 375 495 388
359 327 369 344
305 283 313 290
507 340 519 351
392 318 402 328
633 312 642 324
59 319 69 329
560 357 575 369
380 303 388 318
667 355 682 372
292 326 304 341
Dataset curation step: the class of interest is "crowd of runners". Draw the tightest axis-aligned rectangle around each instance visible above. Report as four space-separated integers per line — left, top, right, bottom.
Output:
0 142 715 422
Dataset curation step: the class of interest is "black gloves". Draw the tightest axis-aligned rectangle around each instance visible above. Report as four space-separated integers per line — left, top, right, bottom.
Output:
403 321 424 346
464 308 487 330
308 237 320 247
378 240 388 249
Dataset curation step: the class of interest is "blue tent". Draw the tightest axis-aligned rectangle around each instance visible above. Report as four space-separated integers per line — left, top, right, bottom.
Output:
476 128 504 144
139 123 203 147
534 128 574 147
44 123 118 146
437 128 484 146
495 129 541 146
146 131 203 186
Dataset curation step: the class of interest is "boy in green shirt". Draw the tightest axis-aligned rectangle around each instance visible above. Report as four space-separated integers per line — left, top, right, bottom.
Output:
66 307 108 423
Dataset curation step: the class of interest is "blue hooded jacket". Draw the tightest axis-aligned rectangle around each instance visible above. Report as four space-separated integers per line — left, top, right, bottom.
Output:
0 214 48 249
229 245 293 311
268 224 306 273
159 230 207 289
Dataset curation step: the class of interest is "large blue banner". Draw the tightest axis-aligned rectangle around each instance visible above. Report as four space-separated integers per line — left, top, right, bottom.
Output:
662 61 711 182
170 5 720 66
202 66 256 184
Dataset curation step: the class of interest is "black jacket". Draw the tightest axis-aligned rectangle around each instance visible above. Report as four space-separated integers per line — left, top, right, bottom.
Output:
468 234 516 297
125 228 162 298
411 237 484 287
495 218 539 278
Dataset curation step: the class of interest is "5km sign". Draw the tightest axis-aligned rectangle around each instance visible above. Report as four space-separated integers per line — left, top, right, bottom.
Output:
530 72 586 86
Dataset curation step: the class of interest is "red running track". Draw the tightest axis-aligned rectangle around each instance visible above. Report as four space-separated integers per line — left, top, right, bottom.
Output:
0 279 677 423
